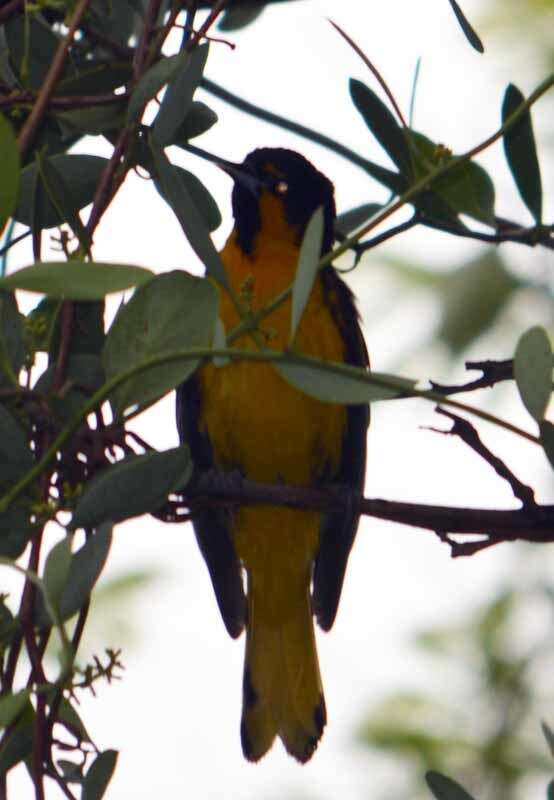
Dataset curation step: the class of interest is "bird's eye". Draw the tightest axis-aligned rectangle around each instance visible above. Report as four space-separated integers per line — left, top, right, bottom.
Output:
274 180 288 195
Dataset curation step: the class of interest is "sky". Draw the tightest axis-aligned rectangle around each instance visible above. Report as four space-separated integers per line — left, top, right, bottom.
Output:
5 0 554 798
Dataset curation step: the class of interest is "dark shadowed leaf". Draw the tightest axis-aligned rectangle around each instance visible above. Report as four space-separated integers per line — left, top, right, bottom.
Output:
0 715 33 776
153 166 221 232
0 114 19 234
5 15 74 90
82 750 118 800
514 326 552 421
56 104 125 138
502 84 543 224
35 355 105 399
290 207 324 343
56 759 83 784
56 63 132 96
0 507 35 559
219 2 265 30
447 0 484 53
36 151 90 247
0 292 24 385
0 690 31 730
335 203 382 237
0 261 153 299
276 359 416 404
0 404 33 481
127 53 187 124
173 101 218 142
36 524 113 627
426 770 477 800
14 155 108 230
152 44 210 147
150 142 228 286
72 446 192 528
103 270 218 417
350 79 411 176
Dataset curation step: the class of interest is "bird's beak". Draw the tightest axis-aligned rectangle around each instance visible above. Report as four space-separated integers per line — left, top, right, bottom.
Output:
185 143 261 196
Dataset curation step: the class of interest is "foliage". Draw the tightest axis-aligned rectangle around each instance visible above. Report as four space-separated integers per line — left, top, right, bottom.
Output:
0 0 550 798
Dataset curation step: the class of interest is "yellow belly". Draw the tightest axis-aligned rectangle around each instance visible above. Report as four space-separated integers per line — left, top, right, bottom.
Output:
198 233 347 576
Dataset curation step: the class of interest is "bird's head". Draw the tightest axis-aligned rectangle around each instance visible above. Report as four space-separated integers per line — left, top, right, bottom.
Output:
229 148 336 256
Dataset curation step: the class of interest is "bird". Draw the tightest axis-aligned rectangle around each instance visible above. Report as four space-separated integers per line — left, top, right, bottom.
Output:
176 147 369 763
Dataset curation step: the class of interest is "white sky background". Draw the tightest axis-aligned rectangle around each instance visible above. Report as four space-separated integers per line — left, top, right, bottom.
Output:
6 0 554 797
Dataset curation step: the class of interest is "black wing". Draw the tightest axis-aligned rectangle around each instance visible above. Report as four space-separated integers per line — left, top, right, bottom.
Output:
176 374 246 639
312 267 370 631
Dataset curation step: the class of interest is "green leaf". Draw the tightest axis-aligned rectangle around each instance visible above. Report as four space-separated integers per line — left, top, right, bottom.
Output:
153 166 221 232
541 720 554 757
150 141 229 287
56 104 125 138
514 326 552 421
275 359 416 404
36 523 113 627
539 420 554 471
335 203 382 237
0 404 33 481
152 44 210 147
36 150 89 248
0 114 20 234
43 538 72 617
57 759 83 784
14 155 109 230
409 132 495 224
0 292 24 385
5 15 74 90
0 507 35 559
35 354 105 398
447 0 484 53
56 63 132 96
502 83 543 224
290 207 324 344
82 750 118 800
350 79 411 176
425 771 477 800
56 697 91 744
0 690 31 729
103 270 218 417
547 779 554 800
71 446 192 529
0 261 153 299
437 252 517 353
0 716 33 776
127 52 188 125
173 101 218 142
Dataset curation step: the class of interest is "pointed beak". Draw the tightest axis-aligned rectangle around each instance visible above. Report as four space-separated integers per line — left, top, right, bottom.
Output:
185 143 261 196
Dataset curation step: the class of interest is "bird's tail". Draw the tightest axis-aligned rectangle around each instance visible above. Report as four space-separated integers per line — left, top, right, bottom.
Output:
240 568 326 763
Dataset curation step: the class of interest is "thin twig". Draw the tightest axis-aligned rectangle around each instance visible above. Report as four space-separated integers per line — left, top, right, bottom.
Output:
430 359 514 395
17 0 93 158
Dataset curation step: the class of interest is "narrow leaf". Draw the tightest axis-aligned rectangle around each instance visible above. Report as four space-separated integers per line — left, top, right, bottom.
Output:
0 114 19 234
335 203 382 237
514 326 552 421
350 79 411 176
290 207 324 344
173 101 218 142
447 0 484 53
82 750 118 800
43 538 72 615
276 360 416 404
152 44 210 147
36 523 113 627
127 53 185 124
541 720 554 756
0 690 31 729
153 166 221 232
0 404 33 481
0 261 153 299
502 83 543 224
71 446 192 529
150 141 228 287
103 270 218 417
425 770 477 800
36 150 90 249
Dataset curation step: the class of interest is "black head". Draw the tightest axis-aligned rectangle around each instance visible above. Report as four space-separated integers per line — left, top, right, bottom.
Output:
230 148 336 256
